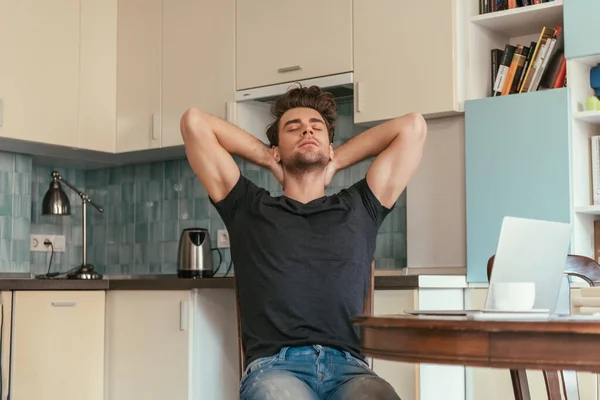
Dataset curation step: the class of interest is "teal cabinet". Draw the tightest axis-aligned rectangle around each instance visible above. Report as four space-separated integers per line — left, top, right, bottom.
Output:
464 88 572 283
564 0 600 59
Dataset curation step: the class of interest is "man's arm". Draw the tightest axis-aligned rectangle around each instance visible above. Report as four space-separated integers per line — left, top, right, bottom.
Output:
180 108 280 203
331 112 427 208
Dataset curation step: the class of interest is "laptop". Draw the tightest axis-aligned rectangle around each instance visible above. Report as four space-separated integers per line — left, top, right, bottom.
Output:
405 216 572 317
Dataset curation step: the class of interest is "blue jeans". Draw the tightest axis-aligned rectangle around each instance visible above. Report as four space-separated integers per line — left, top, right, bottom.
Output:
239 345 400 399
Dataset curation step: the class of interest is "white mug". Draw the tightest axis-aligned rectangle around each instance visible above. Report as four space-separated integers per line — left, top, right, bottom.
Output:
490 282 536 311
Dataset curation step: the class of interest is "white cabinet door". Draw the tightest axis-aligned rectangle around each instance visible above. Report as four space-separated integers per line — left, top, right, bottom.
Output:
78 0 118 153
161 0 235 148
11 291 106 400
372 289 418 400
105 290 191 400
353 0 462 123
0 0 80 147
115 0 162 152
235 0 353 90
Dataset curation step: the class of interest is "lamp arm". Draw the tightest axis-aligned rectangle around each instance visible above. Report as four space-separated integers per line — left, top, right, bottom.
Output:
52 171 104 213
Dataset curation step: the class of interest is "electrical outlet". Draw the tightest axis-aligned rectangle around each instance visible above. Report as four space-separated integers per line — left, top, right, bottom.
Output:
30 234 66 252
217 229 230 248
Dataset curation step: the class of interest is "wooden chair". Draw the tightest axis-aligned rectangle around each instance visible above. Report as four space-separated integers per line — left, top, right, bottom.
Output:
235 260 376 379
487 254 600 400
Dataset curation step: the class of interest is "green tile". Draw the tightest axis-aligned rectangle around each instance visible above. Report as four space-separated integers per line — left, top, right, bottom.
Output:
179 199 193 221
86 169 108 188
0 217 11 239
162 242 178 263
150 162 164 180
135 223 149 243
161 200 178 222
0 195 12 216
0 172 12 194
164 160 179 180
14 154 32 173
121 182 134 203
121 223 134 244
0 153 13 172
119 245 133 264
162 220 180 242
107 244 119 264
0 238 10 264
194 198 209 219
164 179 181 200
134 164 152 181
11 218 28 241
106 224 121 244
148 222 161 243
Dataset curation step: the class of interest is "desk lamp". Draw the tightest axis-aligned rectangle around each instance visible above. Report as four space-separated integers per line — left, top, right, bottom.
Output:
41 171 104 280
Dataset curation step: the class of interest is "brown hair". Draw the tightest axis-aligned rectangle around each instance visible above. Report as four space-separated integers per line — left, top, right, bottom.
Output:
265 84 337 147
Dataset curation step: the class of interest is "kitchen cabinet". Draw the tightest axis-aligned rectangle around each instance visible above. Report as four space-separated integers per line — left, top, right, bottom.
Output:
235 0 353 90
353 0 464 123
114 0 235 152
105 290 239 400
564 0 600 60
10 290 105 400
372 290 418 400
161 0 235 148
78 0 118 153
0 0 80 148
115 0 162 153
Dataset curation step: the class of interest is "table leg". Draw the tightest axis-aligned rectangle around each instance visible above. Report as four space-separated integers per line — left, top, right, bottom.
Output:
543 371 563 400
510 369 531 400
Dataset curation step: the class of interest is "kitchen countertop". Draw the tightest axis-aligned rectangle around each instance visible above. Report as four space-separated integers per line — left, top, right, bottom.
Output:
0 267 467 291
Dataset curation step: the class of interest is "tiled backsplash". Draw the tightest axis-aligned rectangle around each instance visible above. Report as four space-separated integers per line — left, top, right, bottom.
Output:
1 100 407 275
0 152 32 272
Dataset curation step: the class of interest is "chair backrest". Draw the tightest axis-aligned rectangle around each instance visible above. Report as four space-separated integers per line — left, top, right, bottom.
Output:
487 253 600 400
235 260 376 379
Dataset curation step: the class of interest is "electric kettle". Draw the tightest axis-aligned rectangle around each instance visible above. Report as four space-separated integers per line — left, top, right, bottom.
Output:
177 228 218 278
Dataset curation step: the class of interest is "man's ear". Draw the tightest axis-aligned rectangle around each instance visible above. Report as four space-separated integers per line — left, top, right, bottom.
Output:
271 146 281 163
329 143 334 161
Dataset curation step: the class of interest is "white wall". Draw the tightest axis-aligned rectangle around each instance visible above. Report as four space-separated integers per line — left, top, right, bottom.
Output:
406 115 466 268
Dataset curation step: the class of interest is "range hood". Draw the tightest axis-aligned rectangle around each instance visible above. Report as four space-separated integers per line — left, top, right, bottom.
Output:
234 72 354 103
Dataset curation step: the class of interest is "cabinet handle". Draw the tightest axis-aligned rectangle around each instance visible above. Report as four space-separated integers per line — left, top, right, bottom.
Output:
52 301 76 307
151 113 160 140
356 82 364 113
179 301 188 331
278 65 302 73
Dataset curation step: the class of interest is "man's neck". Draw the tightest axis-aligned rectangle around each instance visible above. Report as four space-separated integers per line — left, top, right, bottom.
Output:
282 170 326 204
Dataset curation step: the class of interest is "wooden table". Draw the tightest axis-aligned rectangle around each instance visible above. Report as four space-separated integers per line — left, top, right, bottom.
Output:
354 314 600 399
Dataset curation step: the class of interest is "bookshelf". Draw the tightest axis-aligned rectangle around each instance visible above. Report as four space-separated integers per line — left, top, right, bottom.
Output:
464 0 600 269
466 0 565 101
568 51 600 258
574 111 600 124
471 1 563 37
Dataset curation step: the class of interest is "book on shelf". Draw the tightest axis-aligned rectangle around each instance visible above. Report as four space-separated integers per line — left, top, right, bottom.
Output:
489 25 565 97
595 220 600 264
479 0 554 15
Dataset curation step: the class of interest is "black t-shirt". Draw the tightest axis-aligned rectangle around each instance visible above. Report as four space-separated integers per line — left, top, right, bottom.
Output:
210 173 393 366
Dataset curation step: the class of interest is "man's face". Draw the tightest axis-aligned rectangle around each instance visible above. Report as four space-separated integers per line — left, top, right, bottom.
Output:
273 107 333 173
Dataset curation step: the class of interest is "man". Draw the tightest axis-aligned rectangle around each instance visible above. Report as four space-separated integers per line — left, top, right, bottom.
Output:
180 84 427 399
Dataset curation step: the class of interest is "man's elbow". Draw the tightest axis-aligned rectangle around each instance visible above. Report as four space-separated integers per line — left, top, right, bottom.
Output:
180 108 211 142
399 112 427 144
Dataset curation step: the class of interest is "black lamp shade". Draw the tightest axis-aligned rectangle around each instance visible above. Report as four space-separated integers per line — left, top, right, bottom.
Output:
42 181 71 215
